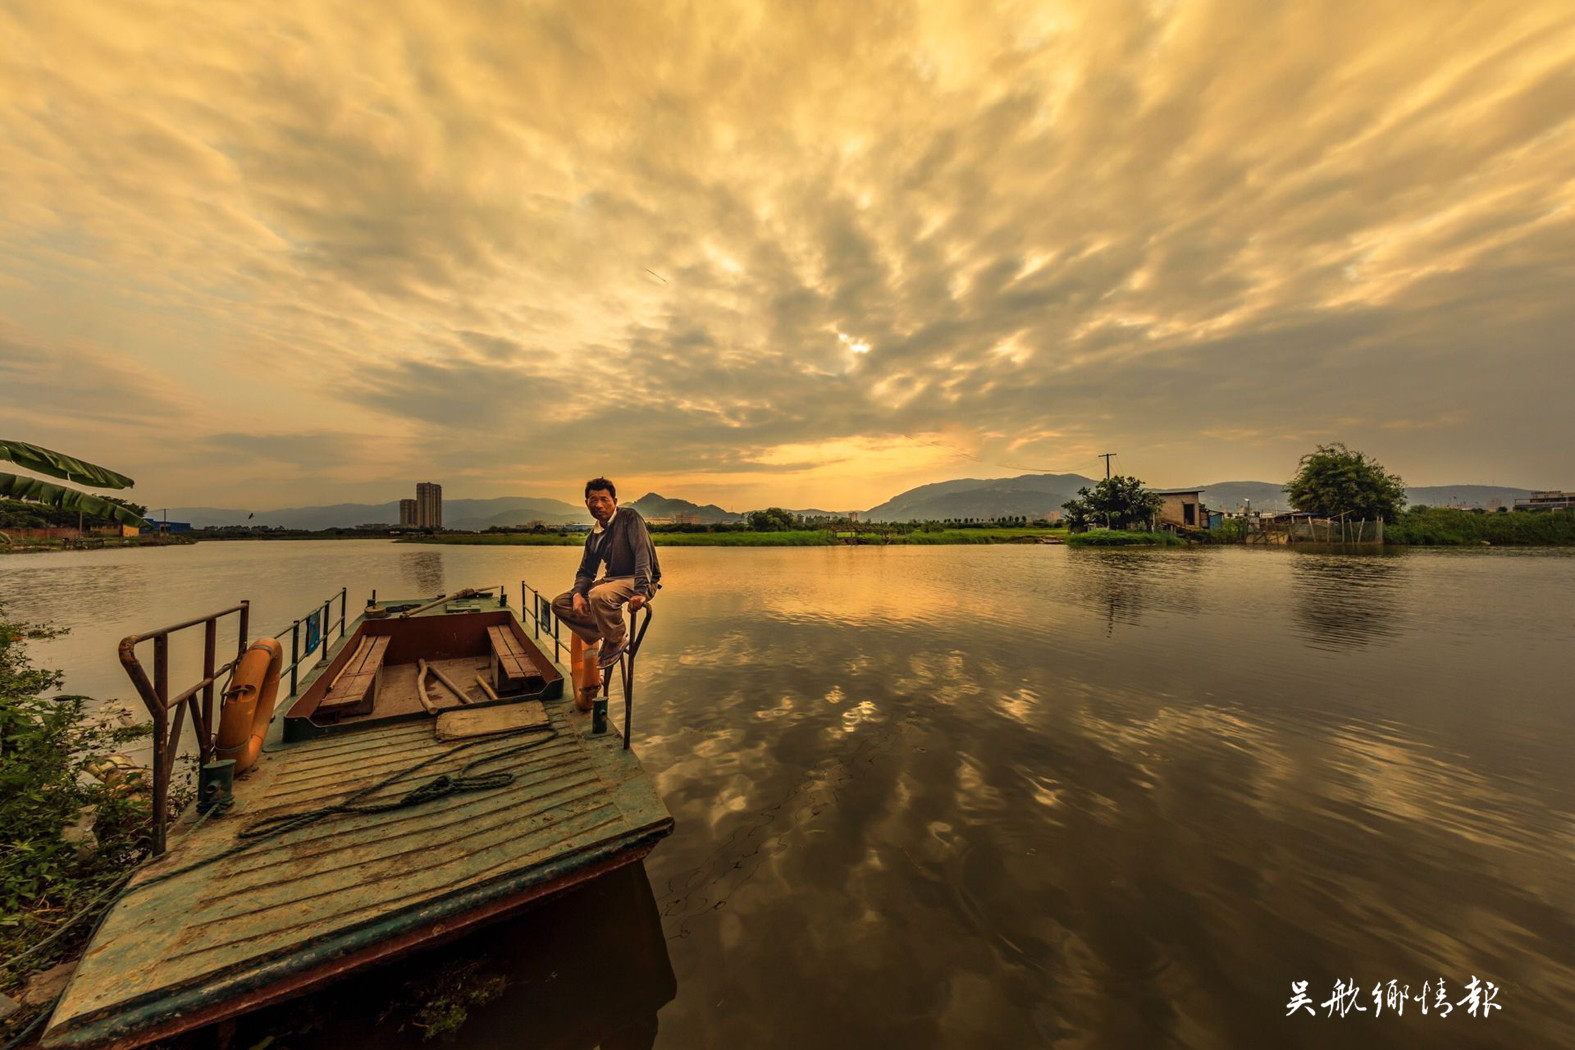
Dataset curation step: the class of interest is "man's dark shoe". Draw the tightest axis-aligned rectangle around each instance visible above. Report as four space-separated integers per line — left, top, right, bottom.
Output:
597 638 628 668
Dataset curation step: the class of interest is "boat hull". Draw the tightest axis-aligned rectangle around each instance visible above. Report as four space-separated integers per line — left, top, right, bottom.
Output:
44 603 672 1050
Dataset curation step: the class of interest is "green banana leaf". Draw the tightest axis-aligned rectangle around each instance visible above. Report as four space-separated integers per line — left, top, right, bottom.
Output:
0 473 150 526
0 439 135 490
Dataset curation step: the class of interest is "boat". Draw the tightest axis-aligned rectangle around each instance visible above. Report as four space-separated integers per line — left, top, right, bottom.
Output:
42 583 670 1050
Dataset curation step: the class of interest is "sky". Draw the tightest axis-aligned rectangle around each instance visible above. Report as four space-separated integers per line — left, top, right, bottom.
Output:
2 1 1572 513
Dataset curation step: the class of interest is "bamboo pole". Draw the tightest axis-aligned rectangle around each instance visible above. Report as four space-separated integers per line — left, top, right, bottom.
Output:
326 636 369 692
415 659 438 715
428 664 474 704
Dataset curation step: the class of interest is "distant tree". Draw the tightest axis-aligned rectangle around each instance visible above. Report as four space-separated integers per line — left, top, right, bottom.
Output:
747 507 797 532
1061 475 1164 531
1285 443 1406 520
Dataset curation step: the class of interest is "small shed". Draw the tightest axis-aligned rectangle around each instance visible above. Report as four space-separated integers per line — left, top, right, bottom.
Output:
1152 490 1205 529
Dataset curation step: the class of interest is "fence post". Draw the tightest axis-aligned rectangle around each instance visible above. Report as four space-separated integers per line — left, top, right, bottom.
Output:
290 620 300 697
201 618 217 762
319 599 332 664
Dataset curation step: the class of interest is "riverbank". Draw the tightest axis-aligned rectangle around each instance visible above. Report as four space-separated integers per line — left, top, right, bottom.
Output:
400 527 1069 547
0 536 195 555
1386 507 1575 546
1065 529 1185 547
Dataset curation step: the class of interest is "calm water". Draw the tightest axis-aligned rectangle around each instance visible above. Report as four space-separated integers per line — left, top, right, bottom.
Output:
3 540 1573 1048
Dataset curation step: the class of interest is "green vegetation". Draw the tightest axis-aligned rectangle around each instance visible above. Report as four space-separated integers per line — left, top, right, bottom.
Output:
398 532 582 546
1 606 167 1037
1065 529 1185 547
746 507 799 531
1061 475 1165 530
0 441 147 528
647 529 839 546
1286 443 1406 520
1386 507 1575 546
404 526 1068 547
402 957 509 1040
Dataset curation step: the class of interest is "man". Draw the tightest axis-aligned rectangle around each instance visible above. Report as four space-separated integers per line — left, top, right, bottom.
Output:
551 477 661 669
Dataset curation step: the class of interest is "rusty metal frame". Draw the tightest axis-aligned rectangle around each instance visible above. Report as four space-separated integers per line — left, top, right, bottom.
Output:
613 605 653 750
119 588 350 855
119 602 250 855
522 579 652 749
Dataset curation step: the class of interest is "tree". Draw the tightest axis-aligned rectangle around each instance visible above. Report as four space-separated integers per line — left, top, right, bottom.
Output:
747 507 797 532
0 440 147 527
1285 443 1405 520
1061 475 1164 530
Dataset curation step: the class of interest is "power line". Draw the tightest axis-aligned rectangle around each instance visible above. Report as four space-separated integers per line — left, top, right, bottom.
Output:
1098 452 1117 479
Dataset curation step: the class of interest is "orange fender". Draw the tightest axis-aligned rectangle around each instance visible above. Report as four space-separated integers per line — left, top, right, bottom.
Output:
216 638 283 774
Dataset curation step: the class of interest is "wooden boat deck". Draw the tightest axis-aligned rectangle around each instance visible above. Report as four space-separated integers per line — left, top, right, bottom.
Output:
44 692 672 1049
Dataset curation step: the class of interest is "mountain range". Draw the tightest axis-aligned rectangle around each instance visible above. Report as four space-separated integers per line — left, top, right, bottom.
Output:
167 478 1537 530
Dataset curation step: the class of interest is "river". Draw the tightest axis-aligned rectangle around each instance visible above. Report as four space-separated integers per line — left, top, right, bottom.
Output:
2 540 1572 1047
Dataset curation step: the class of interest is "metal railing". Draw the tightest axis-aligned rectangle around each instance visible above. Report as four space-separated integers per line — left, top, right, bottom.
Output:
276 588 349 700
520 580 652 750
119 603 250 855
119 588 348 854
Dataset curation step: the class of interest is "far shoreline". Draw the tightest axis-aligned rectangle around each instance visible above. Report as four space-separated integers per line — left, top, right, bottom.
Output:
397 527 1071 547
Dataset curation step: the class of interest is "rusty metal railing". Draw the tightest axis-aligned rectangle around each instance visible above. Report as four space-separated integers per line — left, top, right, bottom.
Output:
119 603 250 855
277 588 349 700
521 580 652 750
120 588 349 854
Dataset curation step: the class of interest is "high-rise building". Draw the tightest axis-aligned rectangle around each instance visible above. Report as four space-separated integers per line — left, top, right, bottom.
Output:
415 482 442 530
398 499 417 527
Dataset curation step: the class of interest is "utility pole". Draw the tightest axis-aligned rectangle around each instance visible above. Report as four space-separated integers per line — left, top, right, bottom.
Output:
1098 452 1116 479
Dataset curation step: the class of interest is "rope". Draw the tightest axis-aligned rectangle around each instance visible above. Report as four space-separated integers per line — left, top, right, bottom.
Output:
0 723 559 1003
131 723 559 893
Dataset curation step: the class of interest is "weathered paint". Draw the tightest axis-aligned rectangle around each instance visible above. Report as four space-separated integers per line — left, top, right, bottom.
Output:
44 606 671 1050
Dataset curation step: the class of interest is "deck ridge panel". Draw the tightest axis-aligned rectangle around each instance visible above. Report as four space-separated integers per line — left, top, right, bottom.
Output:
250 740 581 807
172 798 626 928
203 777 608 892
266 722 435 763
241 751 588 823
169 816 632 967
271 725 567 769
261 728 565 781
86 806 630 997
228 758 601 868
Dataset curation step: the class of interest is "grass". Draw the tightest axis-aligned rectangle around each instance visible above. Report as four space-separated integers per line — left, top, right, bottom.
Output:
1 606 177 1043
1386 508 1575 546
398 532 582 546
1065 529 1185 547
402 527 1069 547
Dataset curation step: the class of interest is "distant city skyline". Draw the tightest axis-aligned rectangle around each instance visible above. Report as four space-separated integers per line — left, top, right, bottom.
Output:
2 2 1571 510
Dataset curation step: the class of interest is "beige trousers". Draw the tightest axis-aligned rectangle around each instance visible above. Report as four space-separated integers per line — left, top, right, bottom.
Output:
551 578 639 647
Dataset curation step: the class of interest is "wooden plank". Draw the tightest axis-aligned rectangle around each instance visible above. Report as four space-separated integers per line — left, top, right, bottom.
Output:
488 625 536 695
436 702 549 740
316 673 374 716
318 637 391 718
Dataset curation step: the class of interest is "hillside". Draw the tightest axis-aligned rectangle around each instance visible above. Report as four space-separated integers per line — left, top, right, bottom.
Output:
626 492 740 524
862 473 1097 522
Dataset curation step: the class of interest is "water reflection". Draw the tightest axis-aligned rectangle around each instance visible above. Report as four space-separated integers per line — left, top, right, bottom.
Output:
176 862 676 1050
1063 549 1209 633
5 544 1575 1047
1288 552 1405 651
399 550 446 595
